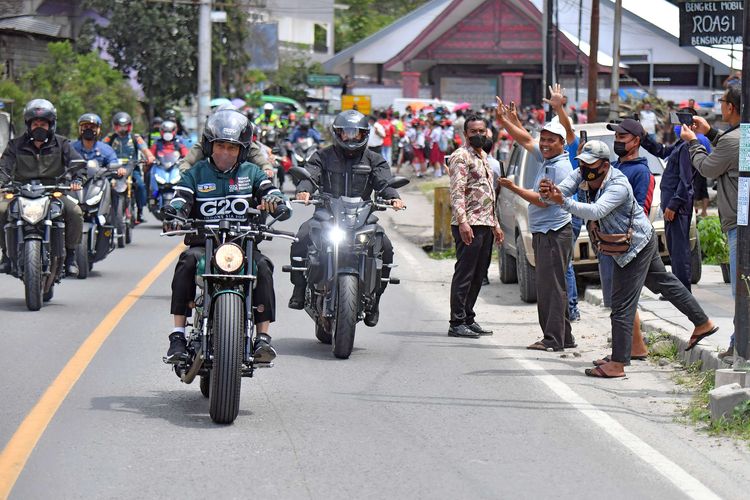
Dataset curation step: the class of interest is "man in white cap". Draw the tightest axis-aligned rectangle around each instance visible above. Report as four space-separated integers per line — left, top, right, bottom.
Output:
496 100 575 351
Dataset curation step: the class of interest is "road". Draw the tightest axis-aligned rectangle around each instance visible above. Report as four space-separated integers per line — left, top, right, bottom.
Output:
1 201 749 499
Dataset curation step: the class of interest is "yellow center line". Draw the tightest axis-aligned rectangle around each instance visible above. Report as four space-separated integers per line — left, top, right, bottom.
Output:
0 243 185 499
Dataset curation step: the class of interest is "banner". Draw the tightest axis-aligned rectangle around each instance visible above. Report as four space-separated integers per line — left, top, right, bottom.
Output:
678 1 743 46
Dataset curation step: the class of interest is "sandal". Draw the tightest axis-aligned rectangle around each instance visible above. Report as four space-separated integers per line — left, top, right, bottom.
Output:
685 326 719 351
527 341 552 352
592 355 643 367
584 366 625 378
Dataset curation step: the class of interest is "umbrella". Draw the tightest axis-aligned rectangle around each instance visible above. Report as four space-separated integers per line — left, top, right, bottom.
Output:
210 97 231 107
453 102 471 112
231 98 246 108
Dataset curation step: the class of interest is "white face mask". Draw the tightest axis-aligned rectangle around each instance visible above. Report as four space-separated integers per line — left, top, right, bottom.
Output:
163 132 174 142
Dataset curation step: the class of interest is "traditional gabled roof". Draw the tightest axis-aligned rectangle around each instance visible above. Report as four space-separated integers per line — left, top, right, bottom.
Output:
0 16 63 38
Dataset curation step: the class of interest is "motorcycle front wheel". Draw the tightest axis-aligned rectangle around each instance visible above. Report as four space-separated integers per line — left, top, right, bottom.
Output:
209 293 244 424
23 239 43 311
332 274 358 359
76 233 90 280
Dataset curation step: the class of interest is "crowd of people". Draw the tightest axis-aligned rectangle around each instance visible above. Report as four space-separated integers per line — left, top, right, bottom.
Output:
445 83 741 377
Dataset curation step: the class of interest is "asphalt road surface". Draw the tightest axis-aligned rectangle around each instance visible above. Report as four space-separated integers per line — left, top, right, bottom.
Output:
1 202 749 499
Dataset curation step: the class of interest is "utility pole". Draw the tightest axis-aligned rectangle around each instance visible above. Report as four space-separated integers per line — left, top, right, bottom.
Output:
575 0 583 103
197 0 212 134
587 0 600 123
735 0 750 366
608 0 622 121
543 0 556 120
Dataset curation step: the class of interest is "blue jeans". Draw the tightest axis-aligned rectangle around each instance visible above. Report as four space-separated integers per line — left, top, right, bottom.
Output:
382 145 392 166
728 228 737 347
132 168 147 210
599 253 615 308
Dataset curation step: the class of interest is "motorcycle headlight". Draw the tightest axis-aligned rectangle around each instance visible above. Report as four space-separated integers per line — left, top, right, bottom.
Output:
86 190 104 206
18 197 49 225
214 243 244 273
154 173 167 185
357 233 370 244
328 226 346 244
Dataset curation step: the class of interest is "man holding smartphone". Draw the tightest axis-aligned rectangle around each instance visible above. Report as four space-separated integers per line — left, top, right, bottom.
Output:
496 94 574 352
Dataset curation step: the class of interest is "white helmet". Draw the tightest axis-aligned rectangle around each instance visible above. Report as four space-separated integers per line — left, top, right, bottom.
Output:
263 103 274 112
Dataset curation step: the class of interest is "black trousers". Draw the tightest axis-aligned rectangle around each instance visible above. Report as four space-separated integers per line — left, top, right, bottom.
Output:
290 218 394 292
665 211 692 291
449 225 493 326
610 233 708 363
532 224 573 349
171 246 276 323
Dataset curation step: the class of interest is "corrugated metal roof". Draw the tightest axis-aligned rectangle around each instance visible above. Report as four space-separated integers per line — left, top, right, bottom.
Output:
0 16 63 38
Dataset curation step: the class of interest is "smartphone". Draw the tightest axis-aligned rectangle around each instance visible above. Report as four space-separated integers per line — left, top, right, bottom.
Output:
676 112 694 126
579 130 588 144
543 165 556 181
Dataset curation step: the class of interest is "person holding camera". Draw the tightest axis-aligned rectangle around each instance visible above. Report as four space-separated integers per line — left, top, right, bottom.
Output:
541 141 717 377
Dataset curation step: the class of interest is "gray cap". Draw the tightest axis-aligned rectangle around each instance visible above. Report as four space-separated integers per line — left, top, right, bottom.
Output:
575 140 610 164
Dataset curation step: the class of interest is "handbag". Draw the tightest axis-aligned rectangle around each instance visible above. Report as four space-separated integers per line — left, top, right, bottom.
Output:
587 194 637 256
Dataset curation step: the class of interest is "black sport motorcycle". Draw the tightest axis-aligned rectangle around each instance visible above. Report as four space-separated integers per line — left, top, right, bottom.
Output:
1 161 85 310
162 209 296 424
284 166 408 359
70 160 118 279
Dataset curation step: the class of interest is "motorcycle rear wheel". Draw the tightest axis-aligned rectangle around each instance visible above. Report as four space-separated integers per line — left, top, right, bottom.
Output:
23 239 43 311
332 274 358 359
209 293 244 424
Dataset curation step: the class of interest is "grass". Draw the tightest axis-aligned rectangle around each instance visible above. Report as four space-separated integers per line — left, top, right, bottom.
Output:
416 177 450 203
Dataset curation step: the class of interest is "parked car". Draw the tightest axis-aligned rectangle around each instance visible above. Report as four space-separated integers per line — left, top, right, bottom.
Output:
495 122 702 303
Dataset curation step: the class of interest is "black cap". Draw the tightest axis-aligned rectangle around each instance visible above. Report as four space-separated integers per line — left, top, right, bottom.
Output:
606 118 644 138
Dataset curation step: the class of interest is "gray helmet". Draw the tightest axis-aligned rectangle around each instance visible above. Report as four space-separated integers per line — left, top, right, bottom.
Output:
201 109 253 164
112 111 132 127
23 98 57 141
331 110 369 154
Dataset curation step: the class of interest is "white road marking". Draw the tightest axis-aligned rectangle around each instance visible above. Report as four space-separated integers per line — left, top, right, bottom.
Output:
501 348 722 500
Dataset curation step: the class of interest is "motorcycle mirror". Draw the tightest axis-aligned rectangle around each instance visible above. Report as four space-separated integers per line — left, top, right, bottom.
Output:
67 159 87 174
352 164 372 176
385 175 409 190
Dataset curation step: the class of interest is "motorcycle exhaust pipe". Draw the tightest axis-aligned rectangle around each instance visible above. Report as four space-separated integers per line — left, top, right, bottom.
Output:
181 350 204 384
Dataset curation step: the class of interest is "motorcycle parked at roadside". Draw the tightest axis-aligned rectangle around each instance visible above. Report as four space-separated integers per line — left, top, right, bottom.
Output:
70 159 118 279
162 209 297 424
149 150 182 221
1 161 85 310
284 166 408 359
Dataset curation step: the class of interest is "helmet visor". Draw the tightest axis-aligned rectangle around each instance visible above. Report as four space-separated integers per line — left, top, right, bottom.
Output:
336 127 365 141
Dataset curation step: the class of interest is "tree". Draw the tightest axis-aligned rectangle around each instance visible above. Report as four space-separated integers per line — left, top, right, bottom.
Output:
86 0 198 120
335 0 428 52
1 42 141 137
86 1 252 117
266 53 323 103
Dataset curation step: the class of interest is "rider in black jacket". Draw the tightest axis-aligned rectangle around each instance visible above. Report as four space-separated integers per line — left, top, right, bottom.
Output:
288 110 404 326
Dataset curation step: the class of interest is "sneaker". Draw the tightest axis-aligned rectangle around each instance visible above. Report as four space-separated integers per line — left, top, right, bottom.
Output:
64 251 79 278
165 332 188 363
364 297 380 327
253 334 277 363
288 284 305 310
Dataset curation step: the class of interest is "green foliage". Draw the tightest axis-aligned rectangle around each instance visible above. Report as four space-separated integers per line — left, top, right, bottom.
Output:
1 42 141 137
697 216 729 264
335 0 429 52
85 0 250 116
266 54 324 103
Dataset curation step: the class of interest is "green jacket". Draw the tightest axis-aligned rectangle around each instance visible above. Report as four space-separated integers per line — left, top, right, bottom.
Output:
171 159 285 223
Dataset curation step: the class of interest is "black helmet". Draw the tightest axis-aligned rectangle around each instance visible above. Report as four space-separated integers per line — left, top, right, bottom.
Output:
164 108 178 121
78 112 102 140
298 117 311 131
331 110 369 154
201 109 253 164
112 111 132 127
23 98 57 141
151 116 163 129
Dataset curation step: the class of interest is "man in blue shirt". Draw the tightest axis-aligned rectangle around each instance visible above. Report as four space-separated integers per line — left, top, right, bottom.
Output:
288 117 321 144
496 98 575 352
72 113 122 172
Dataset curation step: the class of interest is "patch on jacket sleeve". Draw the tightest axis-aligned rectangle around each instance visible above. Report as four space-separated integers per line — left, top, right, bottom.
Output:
197 182 216 193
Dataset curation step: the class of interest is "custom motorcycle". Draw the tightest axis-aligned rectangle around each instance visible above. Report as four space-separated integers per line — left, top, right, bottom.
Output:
1 161 85 310
284 166 407 359
149 150 182 221
162 209 296 424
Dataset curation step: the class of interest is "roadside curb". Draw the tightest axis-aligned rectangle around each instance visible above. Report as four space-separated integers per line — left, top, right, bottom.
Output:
582 287 729 372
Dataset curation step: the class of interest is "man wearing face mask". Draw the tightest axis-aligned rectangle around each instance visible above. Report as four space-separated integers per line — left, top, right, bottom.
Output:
162 109 290 363
72 113 121 170
0 99 84 276
541 141 717 377
446 116 504 337
496 97 575 352
599 119 655 308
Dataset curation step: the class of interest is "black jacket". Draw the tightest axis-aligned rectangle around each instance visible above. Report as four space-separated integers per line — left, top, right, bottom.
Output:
296 146 400 200
0 133 83 185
